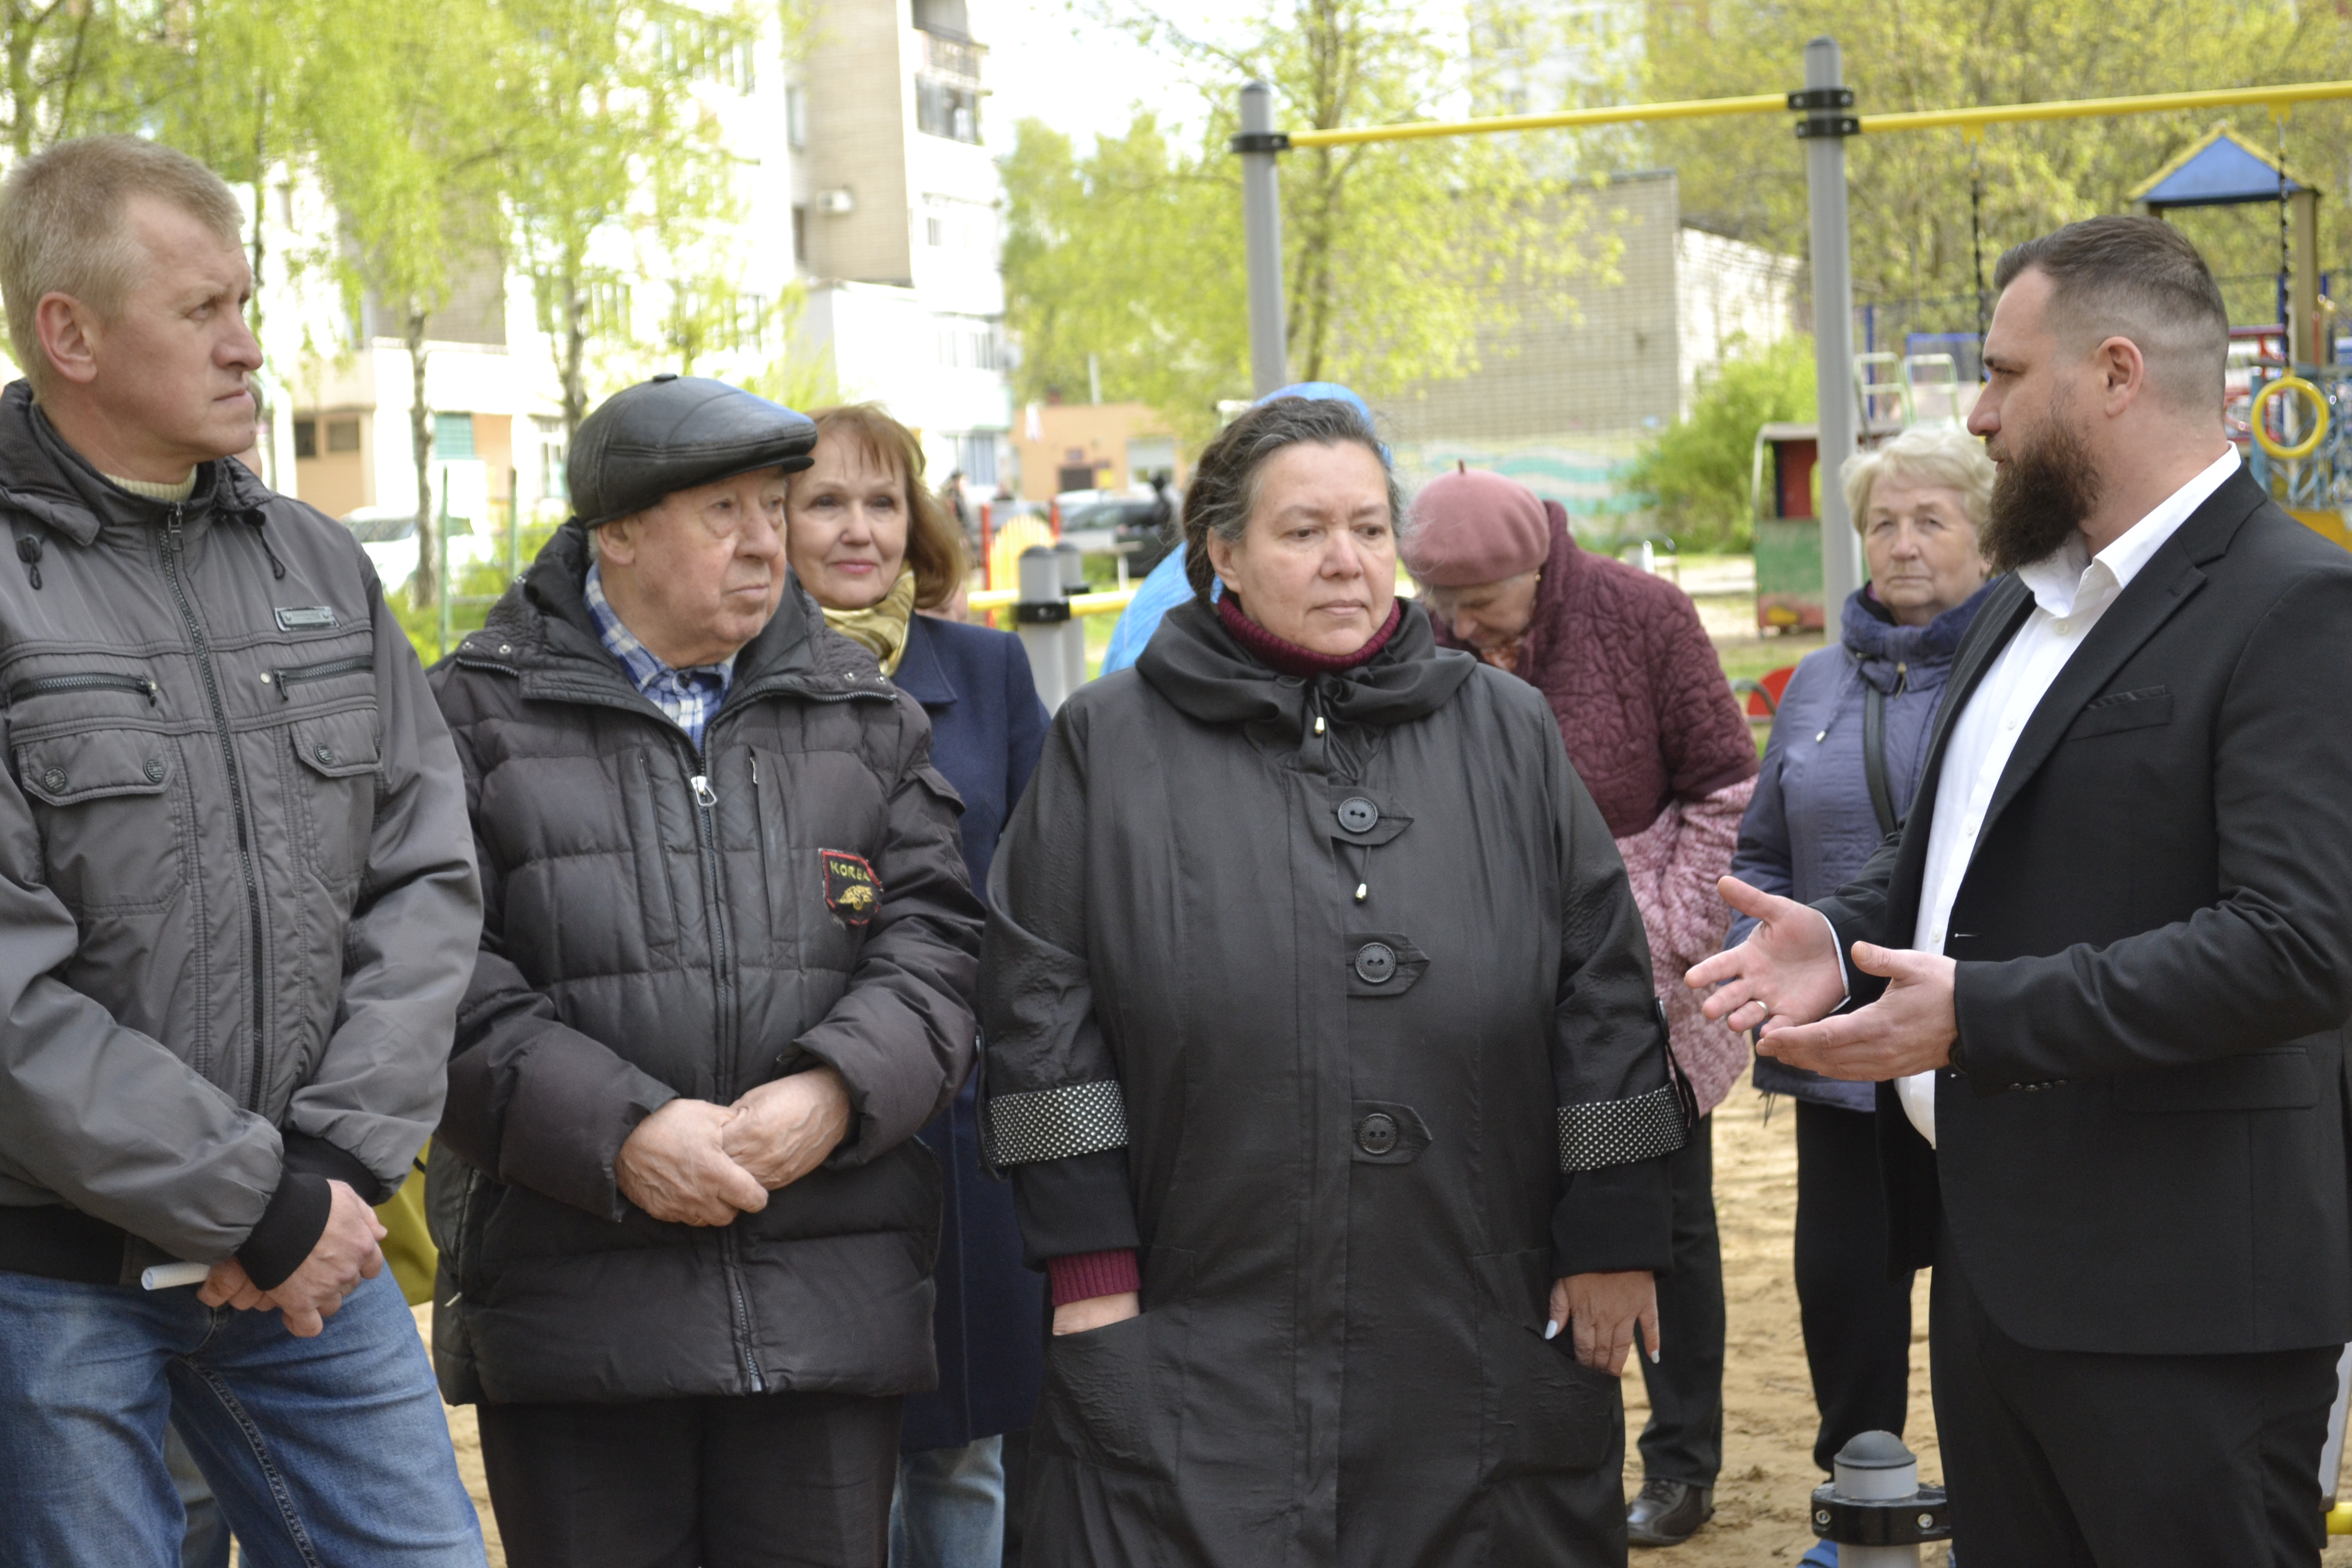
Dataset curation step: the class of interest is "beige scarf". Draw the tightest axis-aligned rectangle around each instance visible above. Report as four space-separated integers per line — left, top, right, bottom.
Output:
821 569 918 675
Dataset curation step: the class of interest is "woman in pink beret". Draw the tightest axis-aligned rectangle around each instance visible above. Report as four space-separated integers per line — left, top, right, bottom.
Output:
1404 470 1756 1550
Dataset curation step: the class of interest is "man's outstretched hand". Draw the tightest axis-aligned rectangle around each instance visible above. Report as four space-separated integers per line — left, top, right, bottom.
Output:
1683 876 1848 1035
1750 942 1957 1082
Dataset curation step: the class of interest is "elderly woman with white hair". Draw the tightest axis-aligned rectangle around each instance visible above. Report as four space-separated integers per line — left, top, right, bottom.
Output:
1724 421 1996 1568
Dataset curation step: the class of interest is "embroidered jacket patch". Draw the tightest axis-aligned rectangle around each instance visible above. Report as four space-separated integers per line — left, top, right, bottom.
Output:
821 850 881 924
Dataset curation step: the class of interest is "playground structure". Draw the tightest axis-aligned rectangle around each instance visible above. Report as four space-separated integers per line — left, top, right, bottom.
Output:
1228 53 2352 1543
1229 58 2352 614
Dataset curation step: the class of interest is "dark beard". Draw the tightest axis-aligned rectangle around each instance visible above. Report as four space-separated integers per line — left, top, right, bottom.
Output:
1980 412 2103 574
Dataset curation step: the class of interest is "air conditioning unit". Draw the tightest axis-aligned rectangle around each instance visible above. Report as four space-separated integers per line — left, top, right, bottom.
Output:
817 187 855 215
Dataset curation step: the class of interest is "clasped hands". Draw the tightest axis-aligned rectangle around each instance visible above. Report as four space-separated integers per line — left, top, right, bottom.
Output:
199 1178 387 1339
1682 876 1958 1081
615 1067 853 1227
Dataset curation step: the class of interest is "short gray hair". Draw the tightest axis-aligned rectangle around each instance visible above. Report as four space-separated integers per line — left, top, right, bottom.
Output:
0 136 244 397
1841 424 1995 534
1180 397 1406 602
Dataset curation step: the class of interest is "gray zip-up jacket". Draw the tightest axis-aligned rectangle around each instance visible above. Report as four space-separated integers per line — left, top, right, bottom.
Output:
0 382 481 1288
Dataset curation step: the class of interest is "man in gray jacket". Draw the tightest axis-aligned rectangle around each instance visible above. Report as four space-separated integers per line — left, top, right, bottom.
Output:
0 138 486 1567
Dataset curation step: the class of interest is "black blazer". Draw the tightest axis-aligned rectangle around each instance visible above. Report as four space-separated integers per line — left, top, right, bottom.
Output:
1820 465 2352 1357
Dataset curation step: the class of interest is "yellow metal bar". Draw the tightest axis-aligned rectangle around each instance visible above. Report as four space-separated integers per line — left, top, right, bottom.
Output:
1285 93 1785 149
1858 79 2352 134
1277 78 2352 151
1071 589 1139 617
965 587 1138 618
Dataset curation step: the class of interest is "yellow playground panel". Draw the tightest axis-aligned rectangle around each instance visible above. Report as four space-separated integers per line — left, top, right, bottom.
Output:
984 514 1056 591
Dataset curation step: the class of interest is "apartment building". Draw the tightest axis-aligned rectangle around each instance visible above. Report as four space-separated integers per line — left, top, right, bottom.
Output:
269 0 1011 567
796 0 1013 489
1384 170 1800 530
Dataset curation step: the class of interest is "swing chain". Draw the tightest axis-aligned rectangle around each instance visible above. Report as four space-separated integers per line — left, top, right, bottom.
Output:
2276 107 2292 358
1968 129 1988 346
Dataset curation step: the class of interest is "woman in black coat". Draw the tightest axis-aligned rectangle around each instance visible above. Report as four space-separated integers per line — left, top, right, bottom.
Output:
981 395 1685 1567
787 404 1051 1568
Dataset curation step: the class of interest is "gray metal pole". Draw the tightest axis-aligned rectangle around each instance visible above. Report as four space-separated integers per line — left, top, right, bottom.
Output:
1015 545 1070 710
1829 1433 1924 1568
2320 1344 2352 1508
1237 81 1290 396
1054 540 1088 696
1800 37 1864 610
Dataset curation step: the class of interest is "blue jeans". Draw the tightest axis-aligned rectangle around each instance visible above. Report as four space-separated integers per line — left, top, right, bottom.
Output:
0 1265 484 1568
889 1435 1004 1568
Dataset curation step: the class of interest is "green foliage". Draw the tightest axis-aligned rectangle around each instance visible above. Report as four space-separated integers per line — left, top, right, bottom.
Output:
386 521 566 668
999 0 1604 439
1640 0 2352 313
1622 334 1817 552
1000 114 1244 441
507 0 769 438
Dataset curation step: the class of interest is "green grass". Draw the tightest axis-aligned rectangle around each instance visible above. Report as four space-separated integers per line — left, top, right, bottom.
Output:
1715 631 1823 689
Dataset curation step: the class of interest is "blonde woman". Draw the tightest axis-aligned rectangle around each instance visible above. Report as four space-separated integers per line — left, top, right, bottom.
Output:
1724 422 1995 1568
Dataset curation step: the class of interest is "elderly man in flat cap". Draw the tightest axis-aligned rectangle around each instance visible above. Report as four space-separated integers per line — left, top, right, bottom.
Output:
425 375 985 1568
1404 470 1756 1549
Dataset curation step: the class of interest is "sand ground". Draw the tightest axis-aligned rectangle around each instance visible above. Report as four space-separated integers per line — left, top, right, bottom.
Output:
415 1083 2352 1567
418 1080 2352 1565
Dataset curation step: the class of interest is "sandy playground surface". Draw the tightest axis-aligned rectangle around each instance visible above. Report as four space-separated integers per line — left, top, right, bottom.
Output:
415 1085 2352 1565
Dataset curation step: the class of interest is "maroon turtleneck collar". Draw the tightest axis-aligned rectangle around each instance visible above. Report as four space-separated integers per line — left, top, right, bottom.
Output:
1216 593 1405 678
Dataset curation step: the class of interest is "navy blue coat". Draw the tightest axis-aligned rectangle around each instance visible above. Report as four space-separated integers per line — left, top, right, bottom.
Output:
893 611 1052 1451
1728 582 1995 1110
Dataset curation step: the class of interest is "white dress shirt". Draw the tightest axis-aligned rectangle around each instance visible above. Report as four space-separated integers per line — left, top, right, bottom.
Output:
1891 446 2240 1145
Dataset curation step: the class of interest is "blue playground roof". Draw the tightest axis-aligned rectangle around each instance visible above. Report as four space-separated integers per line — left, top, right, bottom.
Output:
2129 124 2316 211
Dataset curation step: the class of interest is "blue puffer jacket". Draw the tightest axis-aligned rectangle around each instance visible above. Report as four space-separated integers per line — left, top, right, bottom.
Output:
1727 580 1998 1110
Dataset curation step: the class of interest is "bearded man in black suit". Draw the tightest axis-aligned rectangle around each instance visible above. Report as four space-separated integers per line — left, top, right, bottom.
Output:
1690 216 2352 1566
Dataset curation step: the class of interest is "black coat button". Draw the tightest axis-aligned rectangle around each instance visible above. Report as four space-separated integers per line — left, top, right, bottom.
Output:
1353 941 1397 985
40 767 65 792
1356 1112 1399 1155
314 745 336 765
142 760 165 783
1336 796 1379 834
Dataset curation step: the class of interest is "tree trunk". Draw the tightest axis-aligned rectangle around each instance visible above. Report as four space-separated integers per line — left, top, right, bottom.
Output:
561 262 589 445
408 308 438 607
9 7 36 160
248 89 268 339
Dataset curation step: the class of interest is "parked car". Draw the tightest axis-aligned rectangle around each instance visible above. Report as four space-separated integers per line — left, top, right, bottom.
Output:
342 495 494 597
341 505 421 594
1058 478 1178 576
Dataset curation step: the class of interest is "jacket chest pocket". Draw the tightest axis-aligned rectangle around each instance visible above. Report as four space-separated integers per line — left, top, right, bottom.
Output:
746 747 890 972
287 708 381 885
2065 686 2171 741
15 728 185 911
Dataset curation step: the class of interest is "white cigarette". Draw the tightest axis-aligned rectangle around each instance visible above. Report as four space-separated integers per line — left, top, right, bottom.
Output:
141 1262 212 1290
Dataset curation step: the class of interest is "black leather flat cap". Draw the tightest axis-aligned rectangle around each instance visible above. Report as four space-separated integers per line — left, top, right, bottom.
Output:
567 373 818 528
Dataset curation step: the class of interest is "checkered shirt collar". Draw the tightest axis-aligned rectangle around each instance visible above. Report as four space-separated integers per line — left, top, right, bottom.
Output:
583 561 736 748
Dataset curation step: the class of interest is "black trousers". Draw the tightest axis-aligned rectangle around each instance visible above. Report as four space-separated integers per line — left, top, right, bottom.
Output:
1932 1234 2337 1567
477 1391 903 1568
1634 1113 1724 1488
1793 1100 1915 1475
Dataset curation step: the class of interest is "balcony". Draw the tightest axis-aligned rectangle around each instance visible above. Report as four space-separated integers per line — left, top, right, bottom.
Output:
922 30 984 84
